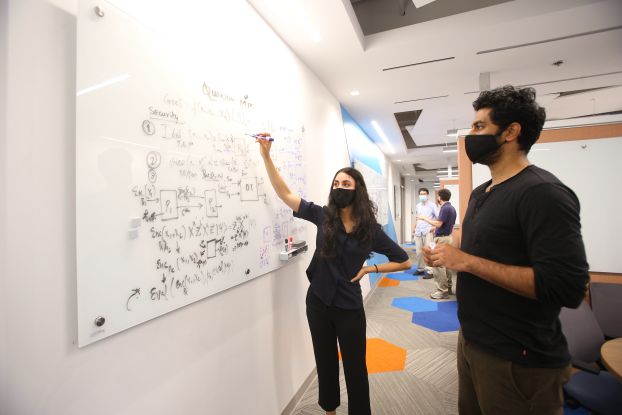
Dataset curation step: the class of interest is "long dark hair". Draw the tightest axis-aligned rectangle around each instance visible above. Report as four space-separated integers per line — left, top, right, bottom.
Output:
320 167 378 258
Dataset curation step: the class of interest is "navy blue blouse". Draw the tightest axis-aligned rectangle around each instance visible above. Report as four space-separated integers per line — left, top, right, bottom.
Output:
294 199 409 309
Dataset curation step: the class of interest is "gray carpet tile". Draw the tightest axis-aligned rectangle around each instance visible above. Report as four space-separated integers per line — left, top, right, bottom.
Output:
365 304 415 325
439 332 459 353
367 320 384 338
374 319 442 351
369 371 446 415
405 348 458 393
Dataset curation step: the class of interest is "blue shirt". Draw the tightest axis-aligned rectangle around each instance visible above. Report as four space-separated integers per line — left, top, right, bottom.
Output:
294 199 409 309
414 202 438 236
435 202 456 237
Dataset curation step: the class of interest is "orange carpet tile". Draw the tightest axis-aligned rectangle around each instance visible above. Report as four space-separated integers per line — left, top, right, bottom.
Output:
339 338 406 373
378 277 400 287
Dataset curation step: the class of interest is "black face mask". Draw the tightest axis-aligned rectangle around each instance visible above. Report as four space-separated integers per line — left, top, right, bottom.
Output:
465 133 506 165
332 188 356 208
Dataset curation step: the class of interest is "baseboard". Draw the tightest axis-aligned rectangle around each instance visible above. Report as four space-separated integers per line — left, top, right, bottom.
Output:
364 272 383 305
280 368 318 415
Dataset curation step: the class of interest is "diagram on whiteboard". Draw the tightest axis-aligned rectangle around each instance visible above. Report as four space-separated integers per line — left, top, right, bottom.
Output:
76 0 307 346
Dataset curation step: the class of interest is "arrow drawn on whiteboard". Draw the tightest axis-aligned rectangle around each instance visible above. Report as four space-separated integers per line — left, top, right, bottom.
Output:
126 288 141 311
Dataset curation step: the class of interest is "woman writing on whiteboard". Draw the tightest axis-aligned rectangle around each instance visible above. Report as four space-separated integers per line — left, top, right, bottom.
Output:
256 133 412 415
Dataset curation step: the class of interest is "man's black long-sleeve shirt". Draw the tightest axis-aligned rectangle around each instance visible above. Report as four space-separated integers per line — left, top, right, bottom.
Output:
458 165 589 367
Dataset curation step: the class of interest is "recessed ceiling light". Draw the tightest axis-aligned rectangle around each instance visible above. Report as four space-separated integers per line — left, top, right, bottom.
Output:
350 90 360 96
396 159 401 162
412 0 437 8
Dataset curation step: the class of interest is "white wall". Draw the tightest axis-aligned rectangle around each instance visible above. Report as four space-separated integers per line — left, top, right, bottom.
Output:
391 165 403 243
0 1 350 414
404 178 415 242
0 0 9 411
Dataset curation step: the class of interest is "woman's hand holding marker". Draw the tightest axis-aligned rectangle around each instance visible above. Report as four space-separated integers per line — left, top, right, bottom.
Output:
253 132 273 159
247 132 274 141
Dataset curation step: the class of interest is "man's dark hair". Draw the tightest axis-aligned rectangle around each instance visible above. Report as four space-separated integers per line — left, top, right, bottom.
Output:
419 188 429 195
438 188 451 202
473 85 546 153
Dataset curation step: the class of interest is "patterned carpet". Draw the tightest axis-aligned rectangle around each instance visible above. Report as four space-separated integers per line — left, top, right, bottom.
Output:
288 259 590 415
291 265 460 415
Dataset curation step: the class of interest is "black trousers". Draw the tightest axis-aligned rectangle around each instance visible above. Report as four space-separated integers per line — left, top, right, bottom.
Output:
306 288 371 415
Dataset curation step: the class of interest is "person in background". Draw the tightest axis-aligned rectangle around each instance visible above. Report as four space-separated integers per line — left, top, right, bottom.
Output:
423 86 589 415
412 187 438 278
416 187 457 299
256 133 412 415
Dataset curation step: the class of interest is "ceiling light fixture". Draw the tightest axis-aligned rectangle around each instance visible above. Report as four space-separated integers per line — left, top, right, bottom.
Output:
371 120 395 153
350 90 360 96
442 145 458 153
412 0 437 8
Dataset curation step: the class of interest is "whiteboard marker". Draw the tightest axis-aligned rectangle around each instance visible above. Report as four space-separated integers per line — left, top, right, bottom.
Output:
246 133 274 142
288 236 293 251
284 238 289 252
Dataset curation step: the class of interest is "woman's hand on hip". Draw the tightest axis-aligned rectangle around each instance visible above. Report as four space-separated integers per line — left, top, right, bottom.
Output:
351 266 374 282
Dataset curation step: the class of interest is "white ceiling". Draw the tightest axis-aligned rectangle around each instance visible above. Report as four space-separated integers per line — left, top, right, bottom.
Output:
247 0 622 181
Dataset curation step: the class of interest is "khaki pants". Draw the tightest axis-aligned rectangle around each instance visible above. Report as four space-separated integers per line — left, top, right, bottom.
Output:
414 232 433 272
457 332 571 415
432 235 455 292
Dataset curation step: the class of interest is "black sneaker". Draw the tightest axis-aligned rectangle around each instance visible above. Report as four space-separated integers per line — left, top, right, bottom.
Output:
422 270 433 279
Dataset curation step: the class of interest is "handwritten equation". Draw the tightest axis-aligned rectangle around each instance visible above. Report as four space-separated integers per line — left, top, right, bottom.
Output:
125 82 306 311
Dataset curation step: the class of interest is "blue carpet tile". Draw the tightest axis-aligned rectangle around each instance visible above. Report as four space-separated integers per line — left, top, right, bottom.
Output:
392 297 438 313
411 301 460 332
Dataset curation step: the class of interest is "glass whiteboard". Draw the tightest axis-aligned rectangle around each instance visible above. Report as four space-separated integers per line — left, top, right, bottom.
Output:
76 0 306 346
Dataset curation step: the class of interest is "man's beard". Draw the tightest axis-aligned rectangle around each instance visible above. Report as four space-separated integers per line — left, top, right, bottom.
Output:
479 147 503 166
